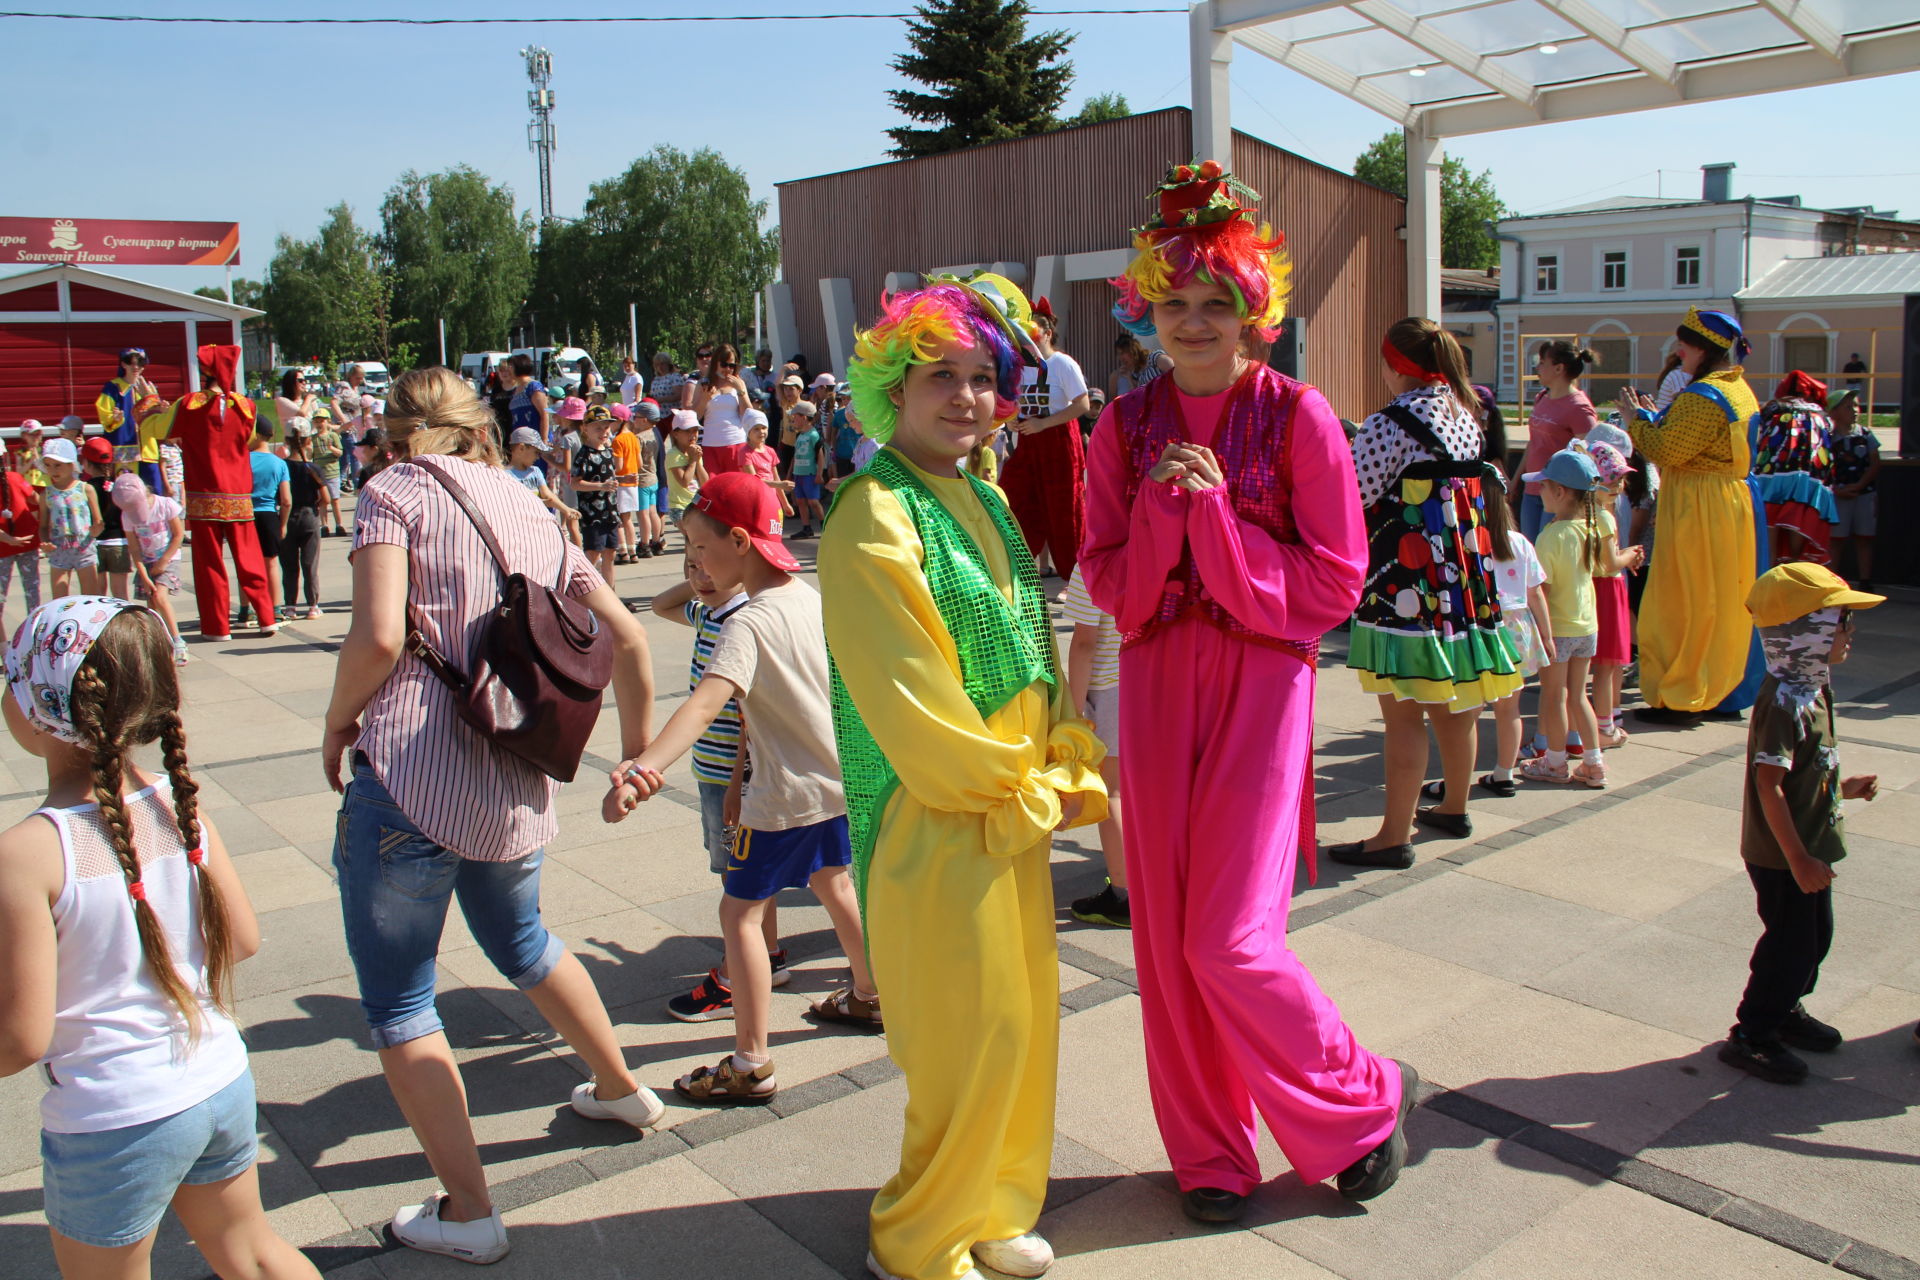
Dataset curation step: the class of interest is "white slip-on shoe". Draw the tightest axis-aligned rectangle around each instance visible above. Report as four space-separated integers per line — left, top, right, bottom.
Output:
867 1250 980 1280
972 1232 1054 1277
390 1193 509 1264
569 1079 666 1129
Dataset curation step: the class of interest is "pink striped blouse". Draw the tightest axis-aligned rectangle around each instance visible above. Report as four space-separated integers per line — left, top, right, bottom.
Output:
351 455 604 860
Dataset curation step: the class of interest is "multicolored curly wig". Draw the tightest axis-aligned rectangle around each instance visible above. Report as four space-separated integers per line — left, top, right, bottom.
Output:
1111 160 1293 342
847 275 1031 444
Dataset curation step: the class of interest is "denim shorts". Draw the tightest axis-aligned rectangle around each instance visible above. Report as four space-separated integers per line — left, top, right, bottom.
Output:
581 521 619 551
334 761 566 1048
41 1069 256 1248
698 779 736 874
792 473 821 501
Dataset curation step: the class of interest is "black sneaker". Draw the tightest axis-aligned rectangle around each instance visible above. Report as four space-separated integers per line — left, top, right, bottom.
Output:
649 539 666 556
1337 1060 1419 1201
667 969 734 1023
769 947 791 989
1780 1005 1842 1053
796 524 814 539
1182 1187 1249 1224
1070 882 1130 928
1717 1031 1808 1084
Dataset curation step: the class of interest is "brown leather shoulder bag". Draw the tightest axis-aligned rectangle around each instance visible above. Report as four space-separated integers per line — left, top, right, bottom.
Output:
401 457 613 782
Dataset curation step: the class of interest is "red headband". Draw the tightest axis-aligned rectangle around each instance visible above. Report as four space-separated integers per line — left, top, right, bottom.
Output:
1382 336 1445 383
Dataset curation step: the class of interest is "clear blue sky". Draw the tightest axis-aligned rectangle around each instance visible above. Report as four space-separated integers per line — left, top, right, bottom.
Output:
5 1 1919 297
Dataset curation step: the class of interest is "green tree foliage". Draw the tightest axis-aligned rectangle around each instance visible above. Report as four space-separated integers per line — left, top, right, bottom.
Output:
259 206 393 368
379 167 535 363
534 146 779 371
1352 131 1509 270
192 278 266 307
1065 91 1130 127
887 0 1074 158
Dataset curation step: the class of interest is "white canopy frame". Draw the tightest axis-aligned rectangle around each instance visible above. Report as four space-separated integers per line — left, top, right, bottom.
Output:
1189 0 1920 314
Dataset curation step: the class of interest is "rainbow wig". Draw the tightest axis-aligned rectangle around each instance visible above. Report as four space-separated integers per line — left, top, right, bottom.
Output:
1110 161 1292 342
848 275 1031 444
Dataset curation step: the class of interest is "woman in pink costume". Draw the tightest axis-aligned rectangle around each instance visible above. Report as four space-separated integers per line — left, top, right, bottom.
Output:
1082 161 1417 1223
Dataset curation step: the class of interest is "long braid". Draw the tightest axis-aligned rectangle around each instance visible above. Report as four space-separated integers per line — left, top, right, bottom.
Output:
1580 490 1603 575
72 663 206 1044
157 705 234 1017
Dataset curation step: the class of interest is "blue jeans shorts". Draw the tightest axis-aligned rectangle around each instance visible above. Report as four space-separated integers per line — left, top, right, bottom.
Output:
41 1069 256 1248
334 760 566 1048
723 815 851 902
698 779 737 874
792 473 821 502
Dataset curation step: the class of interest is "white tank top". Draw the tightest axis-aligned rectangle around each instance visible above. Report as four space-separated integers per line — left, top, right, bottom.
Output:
36 778 248 1134
701 388 746 447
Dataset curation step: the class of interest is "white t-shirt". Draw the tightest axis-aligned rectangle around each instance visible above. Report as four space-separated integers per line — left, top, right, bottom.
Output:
702 578 846 832
1489 529 1546 613
1018 352 1089 418
620 372 644 406
1059 565 1120 690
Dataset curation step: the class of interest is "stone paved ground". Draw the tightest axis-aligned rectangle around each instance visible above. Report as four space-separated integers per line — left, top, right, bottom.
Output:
0 504 1915 1280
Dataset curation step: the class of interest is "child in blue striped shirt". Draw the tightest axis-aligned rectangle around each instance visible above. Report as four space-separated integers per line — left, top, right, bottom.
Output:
651 555 789 1020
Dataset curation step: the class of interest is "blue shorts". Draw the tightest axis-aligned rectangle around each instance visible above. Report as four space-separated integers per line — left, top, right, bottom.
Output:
581 521 620 551
723 815 851 901
655 482 671 515
792 473 821 501
41 1069 257 1248
334 761 565 1048
636 483 660 510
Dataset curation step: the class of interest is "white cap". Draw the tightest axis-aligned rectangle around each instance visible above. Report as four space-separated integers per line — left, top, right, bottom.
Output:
41 438 78 465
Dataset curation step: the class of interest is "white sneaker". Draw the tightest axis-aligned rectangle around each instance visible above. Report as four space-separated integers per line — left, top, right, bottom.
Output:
390 1193 508 1264
172 636 190 666
868 1251 980 1280
972 1232 1055 1278
569 1079 665 1129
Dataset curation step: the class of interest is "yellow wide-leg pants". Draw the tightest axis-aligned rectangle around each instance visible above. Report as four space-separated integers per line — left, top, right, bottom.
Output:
865 810 1058 1280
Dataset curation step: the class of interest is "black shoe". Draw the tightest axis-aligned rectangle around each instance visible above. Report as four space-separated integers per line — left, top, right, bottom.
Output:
1326 839 1414 870
650 539 666 556
1421 777 1515 802
1634 705 1703 727
1717 1032 1808 1084
1182 1187 1249 1224
638 544 654 558
1338 1060 1419 1201
1415 807 1472 839
796 524 814 539
1070 882 1130 928
1779 1005 1842 1053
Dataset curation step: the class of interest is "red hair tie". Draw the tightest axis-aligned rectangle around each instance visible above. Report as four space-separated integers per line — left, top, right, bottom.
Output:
129 880 148 902
1382 337 1445 383
187 848 206 866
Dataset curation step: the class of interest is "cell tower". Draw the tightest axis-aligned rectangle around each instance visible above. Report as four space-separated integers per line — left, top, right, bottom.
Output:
521 46 556 225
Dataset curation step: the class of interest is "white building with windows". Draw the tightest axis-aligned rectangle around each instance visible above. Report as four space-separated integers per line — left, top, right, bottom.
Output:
1484 163 1916 408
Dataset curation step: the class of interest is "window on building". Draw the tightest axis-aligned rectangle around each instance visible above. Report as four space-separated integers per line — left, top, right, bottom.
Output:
1602 251 1627 290
1535 255 1559 294
1675 246 1701 287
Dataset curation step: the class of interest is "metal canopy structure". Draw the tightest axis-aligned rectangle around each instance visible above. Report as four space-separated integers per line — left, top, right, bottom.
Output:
1188 0 1920 312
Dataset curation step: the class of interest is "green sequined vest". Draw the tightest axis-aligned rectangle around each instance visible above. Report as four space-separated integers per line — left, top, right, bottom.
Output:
826 449 1059 919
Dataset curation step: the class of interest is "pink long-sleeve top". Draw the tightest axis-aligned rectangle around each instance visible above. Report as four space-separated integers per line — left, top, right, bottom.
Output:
1081 378 1367 647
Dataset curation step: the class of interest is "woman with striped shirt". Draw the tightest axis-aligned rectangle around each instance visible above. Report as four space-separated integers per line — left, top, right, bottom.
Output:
318 367 661 1265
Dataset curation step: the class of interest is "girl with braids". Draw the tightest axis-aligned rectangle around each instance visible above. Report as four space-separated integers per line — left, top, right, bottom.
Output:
1333 317 1520 868
0 597 318 1279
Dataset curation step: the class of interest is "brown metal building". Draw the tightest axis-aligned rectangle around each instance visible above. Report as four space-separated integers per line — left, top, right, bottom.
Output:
770 107 1407 420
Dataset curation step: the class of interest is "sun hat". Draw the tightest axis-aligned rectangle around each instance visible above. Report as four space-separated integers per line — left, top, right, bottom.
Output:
1826 389 1858 412
1747 562 1885 628
1583 422 1633 458
508 427 547 450
41 438 79 466
584 404 614 423
633 399 663 421
609 403 632 423
669 409 699 433
1521 447 1598 492
742 408 770 431
557 396 588 421
311 405 333 421
1584 442 1634 487
779 375 805 389
810 372 836 390
692 473 801 572
18 419 43 435
789 400 816 420
81 436 114 466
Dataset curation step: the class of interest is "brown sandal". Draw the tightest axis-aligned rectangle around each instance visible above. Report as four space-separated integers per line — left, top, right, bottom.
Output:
673 1055 776 1105
809 987 884 1031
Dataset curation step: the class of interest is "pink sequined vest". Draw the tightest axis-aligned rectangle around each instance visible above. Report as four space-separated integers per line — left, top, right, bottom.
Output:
1112 364 1318 668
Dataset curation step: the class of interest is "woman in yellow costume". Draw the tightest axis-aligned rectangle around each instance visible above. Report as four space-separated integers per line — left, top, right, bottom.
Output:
1619 306 1763 723
820 272 1107 1280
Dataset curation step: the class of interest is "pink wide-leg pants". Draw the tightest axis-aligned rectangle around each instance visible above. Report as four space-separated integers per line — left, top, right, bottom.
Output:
1121 614 1401 1193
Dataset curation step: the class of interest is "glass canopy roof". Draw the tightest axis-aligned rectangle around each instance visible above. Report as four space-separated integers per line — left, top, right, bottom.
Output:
1208 0 1920 135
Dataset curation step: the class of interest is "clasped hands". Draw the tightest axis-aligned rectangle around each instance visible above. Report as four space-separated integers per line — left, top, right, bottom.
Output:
1148 441 1224 492
603 759 666 823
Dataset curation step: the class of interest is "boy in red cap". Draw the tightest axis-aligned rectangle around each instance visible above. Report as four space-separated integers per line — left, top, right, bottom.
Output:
603 473 877 1104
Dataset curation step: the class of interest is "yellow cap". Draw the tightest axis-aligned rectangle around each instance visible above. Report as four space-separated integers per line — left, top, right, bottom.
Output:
1747 562 1885 628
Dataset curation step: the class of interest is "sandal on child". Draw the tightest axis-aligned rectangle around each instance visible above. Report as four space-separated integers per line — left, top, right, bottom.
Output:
808 987 884 1031
674 1055 777 1105
1518 756 1569 784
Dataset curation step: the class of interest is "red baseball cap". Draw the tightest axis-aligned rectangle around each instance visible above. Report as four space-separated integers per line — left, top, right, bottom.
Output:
81 436 114 465
693 472 800 572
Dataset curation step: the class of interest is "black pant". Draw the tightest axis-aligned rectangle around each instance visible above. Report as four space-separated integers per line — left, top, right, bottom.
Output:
1735 861 1834 1040
280 507 322 610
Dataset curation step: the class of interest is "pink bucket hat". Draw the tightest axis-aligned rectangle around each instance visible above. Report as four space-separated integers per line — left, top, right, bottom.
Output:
557 396 588 422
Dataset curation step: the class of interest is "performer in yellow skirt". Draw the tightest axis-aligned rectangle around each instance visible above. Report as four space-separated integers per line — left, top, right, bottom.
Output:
820 272 1107 1280
1619 307 1761 721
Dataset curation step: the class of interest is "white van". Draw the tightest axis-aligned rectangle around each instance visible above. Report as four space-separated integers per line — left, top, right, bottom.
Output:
510 346 597 397
459 351 511 392
336 360 393 396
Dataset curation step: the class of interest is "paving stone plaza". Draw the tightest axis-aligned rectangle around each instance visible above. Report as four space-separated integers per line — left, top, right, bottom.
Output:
0 518 1914 1280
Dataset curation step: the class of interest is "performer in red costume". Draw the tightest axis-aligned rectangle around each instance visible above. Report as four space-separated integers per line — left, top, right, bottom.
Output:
147 345 275 639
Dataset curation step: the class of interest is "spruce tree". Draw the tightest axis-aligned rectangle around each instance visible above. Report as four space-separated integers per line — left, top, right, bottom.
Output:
887 0 1075 159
